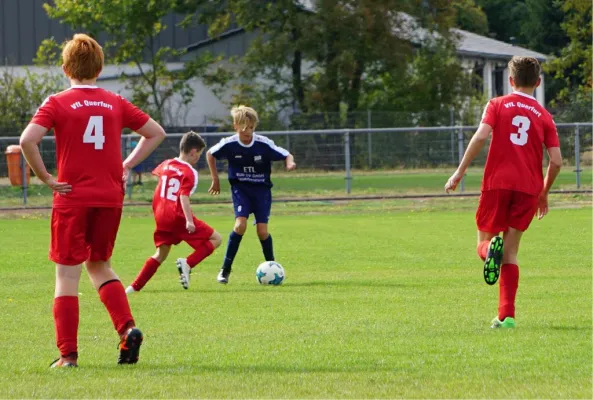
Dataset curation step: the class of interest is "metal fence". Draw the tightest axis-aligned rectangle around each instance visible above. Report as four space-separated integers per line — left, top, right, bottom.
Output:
0 122 591 207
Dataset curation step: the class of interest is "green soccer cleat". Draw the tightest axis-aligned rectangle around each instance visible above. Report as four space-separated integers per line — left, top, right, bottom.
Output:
491 317 516 329
484 236 503 285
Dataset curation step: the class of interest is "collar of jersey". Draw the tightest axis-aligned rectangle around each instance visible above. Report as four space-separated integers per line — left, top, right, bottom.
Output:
512 91 536 100
235 134 255 148
69 85 99 89
174 157 195 169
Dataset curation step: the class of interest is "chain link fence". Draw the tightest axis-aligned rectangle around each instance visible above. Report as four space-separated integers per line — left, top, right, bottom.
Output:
0 122 591 207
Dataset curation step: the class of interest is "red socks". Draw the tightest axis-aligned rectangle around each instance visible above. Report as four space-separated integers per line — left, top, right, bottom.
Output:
477 240 489 261
98 280 135 336
498 264 519 320
187 241 215 268
53 296 79 358
131 257 161 291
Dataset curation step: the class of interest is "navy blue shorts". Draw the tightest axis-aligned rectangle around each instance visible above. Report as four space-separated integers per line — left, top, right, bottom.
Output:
231 184 272 224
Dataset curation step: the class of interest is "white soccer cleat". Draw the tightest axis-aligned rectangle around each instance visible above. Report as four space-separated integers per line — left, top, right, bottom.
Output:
176 258 191 289
125 286 136 295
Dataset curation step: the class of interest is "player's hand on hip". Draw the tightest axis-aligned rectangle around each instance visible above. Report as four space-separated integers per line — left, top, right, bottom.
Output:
44 175 72 195
444 170 463 193
286 160 296 171
122 166 131 185
208 180 220 195
186 220 196 233
537 191 549 220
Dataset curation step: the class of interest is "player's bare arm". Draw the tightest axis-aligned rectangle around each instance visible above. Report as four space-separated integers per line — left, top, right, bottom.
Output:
180 195 196 233
206 151 220 195
19 123 72 194
537 147 562 220
445 123 492 193
123 118 166 182
285 154 297 171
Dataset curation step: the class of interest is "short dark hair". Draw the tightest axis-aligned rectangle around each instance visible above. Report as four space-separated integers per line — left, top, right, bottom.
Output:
508 56 541 88
179 131 206 154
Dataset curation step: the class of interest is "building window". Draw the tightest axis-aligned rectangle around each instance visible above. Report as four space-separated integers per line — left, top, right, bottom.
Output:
492 68 504 97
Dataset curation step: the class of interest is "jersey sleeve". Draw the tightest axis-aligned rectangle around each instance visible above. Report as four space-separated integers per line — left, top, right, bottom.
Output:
179 167 198 196
264 138 290 161
119 96 150 131
543 115 560 148
152 161 166 177
208 138 229 159
480 99 498 130
30 96 57 129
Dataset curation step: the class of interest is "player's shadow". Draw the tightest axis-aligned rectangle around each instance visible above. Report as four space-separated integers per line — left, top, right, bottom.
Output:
548 325 591 331
283 280 415 288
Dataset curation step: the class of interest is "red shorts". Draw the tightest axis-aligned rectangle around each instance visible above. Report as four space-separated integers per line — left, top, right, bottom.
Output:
154 216 214 249
50 207 122 266
476 189 538 233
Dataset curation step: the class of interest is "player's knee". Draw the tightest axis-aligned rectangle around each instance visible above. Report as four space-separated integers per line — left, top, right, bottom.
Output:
211 231 222 248
256 226 269 240
234 219 247 235
153 247 169 263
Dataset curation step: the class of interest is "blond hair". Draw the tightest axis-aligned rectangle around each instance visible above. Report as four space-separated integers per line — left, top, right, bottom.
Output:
231 105 259 131
508 56 541 88
62 34 104 80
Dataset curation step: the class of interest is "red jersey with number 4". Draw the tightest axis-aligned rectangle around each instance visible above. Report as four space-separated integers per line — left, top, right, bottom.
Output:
30 85 149 208
481 91 560 196
152 158 198 232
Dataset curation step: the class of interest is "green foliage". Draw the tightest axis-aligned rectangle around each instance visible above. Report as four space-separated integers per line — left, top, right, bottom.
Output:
545 0 592 122
451 0 489 35
0 40 66 136
44 0 231 124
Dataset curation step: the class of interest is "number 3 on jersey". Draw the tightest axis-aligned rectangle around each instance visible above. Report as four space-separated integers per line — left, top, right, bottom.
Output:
83 116 105 150
160 176 180 201
510 115 530 146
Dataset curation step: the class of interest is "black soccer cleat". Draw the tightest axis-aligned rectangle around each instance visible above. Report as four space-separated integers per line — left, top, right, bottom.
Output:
118 327 143 365
217 267 231 284
484 236 504 285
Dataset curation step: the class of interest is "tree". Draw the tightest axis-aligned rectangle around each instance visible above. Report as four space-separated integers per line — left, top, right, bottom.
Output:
0 39 66 136
183 0 464 120
451 0 488 35
44 0 231 125
545 0 592 122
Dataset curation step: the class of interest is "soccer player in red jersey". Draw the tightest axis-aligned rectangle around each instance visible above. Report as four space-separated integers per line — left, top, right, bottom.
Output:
445 56 562 329
19 34 166 367
126 132 222 293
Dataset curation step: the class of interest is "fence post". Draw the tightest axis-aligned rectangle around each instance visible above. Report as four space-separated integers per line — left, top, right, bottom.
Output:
575 124 581 189
367 109 372 168
286 133 290 153
345 131 352 194
21 152 28 206
125 136 133 200
450 107 455 164
457 127 465 192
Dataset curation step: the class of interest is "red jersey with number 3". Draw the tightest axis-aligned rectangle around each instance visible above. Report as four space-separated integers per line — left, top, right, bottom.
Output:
30 85 149 208
152 158 198 232
481 91 560 196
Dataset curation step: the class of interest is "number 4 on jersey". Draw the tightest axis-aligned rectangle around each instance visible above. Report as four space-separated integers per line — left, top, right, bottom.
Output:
83 116 105 150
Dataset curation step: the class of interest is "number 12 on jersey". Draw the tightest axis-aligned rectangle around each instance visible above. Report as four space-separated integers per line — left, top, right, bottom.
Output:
160 176 181 201
83 116 105 150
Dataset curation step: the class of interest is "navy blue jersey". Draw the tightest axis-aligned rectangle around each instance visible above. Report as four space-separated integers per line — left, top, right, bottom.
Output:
209 134 289 187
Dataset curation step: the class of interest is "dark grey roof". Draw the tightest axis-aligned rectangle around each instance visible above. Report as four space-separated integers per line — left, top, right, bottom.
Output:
454 29 547 61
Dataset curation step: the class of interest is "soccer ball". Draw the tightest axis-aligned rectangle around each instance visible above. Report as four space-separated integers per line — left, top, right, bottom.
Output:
256 261 285 285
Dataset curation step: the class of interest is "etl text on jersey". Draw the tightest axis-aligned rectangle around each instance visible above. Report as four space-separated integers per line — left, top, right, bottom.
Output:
70 100 114 111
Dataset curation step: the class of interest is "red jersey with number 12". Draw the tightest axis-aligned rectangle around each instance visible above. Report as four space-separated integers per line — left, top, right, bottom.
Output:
152 158 198 232
481 91 559 196
30 85 149 208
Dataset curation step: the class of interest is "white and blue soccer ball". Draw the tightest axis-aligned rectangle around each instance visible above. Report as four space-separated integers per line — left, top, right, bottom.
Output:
256 261 285 285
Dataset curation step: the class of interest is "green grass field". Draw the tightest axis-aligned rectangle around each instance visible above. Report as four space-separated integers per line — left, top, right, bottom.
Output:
0 198 591 398
0 167 591 207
